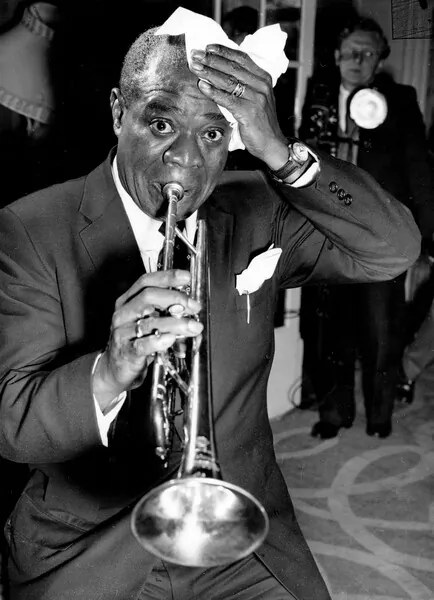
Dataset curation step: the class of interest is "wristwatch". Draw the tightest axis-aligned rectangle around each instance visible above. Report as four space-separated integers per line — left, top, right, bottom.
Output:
269 141 315 185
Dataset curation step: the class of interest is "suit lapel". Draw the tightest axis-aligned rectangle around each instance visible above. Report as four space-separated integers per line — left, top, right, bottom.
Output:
203 191 235 352
78 155 144 301
77 157 236 345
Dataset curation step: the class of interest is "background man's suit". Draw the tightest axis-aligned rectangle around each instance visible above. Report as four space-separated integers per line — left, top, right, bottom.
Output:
299 74 434 431
0 150 418 599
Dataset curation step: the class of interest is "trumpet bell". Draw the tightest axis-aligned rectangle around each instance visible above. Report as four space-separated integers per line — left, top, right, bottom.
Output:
131 477 269 567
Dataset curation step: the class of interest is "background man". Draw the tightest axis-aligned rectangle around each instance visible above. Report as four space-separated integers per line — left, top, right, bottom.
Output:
0 16 420 600
299 16 434 440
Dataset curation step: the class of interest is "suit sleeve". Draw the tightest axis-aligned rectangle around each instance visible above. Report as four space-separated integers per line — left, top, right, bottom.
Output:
266 151 421 288
0 208 102 464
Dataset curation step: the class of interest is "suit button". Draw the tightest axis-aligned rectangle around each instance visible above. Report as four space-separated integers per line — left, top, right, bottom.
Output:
337 188 346 200
344 194 353 206
329 181 338 193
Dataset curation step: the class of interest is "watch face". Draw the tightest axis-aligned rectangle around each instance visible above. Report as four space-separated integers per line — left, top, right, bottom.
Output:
291 142 309 163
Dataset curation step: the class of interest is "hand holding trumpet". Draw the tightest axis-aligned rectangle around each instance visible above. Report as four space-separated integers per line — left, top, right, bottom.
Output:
92 269 203 413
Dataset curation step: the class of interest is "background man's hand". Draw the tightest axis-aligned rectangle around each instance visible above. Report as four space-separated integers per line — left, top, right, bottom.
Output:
190 44 289 171
92 270 202 412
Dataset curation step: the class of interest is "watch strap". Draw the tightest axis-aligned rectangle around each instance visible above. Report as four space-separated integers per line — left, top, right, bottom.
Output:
269 141 315 184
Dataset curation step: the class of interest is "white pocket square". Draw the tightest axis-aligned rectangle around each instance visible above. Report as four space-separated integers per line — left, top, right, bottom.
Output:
235 245 282 324
236 245 282 296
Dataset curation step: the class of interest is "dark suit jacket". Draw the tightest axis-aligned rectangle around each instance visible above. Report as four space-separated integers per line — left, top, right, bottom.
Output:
300 74 434 238
0 151 419 599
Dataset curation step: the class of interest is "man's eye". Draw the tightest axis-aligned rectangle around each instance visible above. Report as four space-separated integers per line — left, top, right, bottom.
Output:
203 129 224 142
150 120 174 134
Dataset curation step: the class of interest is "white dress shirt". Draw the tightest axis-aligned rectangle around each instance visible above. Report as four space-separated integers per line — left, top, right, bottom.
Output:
339 84 351 133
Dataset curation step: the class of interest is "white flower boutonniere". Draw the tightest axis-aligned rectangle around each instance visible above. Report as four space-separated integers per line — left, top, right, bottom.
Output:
236 245 282 324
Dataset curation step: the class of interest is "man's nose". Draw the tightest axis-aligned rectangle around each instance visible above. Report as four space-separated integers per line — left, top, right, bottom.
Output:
164 133 204 168
353 51 364 65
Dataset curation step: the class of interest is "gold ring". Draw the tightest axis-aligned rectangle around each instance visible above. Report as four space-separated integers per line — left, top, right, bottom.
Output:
231 81 246 98
135 319 145 339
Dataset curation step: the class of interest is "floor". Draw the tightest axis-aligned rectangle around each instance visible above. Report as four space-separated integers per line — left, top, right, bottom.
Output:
272 366 434 600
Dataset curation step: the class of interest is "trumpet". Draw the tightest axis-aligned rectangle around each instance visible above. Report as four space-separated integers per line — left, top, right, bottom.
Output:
130 182 269 567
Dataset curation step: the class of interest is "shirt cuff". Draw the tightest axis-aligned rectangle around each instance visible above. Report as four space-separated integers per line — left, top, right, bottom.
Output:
291 159 320 188
270 144 320 187
92 352 127 446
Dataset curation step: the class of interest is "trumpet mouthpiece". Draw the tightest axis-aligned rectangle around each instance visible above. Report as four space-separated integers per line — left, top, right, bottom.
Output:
162 182 184 202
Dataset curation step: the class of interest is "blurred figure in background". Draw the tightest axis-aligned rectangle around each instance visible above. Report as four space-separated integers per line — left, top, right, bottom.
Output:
222 4 258 45
299 16 434 439
395 249 434 404
396 296 434 403
0 1 62 205
0 3 61 596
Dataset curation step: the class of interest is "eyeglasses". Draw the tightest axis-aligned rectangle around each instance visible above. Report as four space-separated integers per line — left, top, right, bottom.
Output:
339 49 379 62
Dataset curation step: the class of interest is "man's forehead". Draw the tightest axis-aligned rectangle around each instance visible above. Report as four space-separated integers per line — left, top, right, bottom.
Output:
343 30 381 49
138 56 226 120
143 55 194 94
141 89 227 124
146 45 189 82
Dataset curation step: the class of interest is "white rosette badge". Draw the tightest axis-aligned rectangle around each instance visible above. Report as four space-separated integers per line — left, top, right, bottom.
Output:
349 88 388 129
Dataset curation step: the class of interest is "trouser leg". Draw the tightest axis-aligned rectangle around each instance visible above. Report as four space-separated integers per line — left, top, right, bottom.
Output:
403 293 434 381
137 555 297 600
358 277 405 426
300 285 334 403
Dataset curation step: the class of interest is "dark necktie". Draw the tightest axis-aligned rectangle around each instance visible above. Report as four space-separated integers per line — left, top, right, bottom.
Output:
337 103 359 164
157 221 191 271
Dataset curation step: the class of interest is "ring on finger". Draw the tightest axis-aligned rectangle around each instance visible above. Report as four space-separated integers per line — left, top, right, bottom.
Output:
135 318 161 340
135 319 145 339
231 80 246 98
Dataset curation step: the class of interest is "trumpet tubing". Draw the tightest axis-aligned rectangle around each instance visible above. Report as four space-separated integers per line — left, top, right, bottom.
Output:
131 182 269 567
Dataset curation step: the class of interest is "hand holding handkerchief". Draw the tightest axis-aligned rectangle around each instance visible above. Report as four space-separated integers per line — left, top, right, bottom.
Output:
156 7 289 152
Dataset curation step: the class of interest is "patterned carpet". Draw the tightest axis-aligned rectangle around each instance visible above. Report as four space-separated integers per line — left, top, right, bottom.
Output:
272 370 434 600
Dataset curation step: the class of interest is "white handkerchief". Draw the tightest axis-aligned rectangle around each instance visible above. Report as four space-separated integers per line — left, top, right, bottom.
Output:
236 245 282 296
156 7 289 151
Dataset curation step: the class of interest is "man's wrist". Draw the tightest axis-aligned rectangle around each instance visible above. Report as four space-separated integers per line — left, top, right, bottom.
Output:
268 140 315 185
261 138 290 171
92 351 125 413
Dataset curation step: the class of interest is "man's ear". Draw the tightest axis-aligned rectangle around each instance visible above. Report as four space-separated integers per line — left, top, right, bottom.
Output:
334 49 340 67
375 59 384 74
110 88 125 136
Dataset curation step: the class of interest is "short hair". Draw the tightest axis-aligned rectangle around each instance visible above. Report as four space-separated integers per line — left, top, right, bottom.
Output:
336 17 391 60
119 28 187 106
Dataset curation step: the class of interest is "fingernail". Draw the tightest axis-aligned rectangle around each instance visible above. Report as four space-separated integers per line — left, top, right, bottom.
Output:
198 80 211 92
188 298 201 312
188 320 203 334
191 60 203 71
176 270 190 281
191 50 205 61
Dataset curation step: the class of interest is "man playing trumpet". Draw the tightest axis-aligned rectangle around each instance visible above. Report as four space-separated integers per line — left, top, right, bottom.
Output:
0 9 420 600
